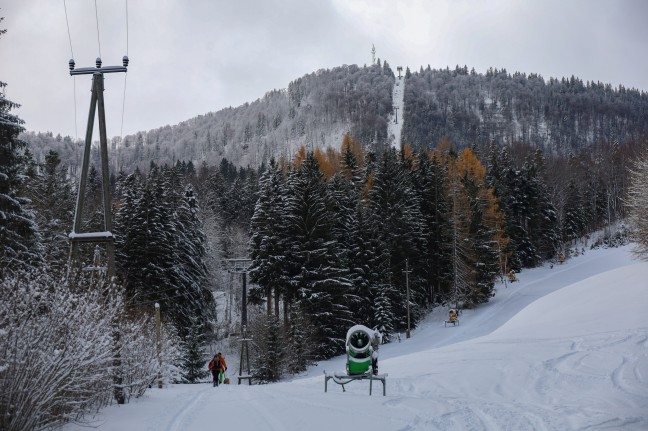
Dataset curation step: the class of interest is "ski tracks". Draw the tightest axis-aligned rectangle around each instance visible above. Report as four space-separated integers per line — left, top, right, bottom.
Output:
161 388 208 431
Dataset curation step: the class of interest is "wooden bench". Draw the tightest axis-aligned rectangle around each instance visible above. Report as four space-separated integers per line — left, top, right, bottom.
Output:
237 374 253 385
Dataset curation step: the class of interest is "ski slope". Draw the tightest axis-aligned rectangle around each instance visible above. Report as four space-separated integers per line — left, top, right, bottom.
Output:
64 245 648 431
388 74 405 150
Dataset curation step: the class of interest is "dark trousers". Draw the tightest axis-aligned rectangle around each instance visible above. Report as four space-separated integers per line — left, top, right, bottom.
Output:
211 369 220 386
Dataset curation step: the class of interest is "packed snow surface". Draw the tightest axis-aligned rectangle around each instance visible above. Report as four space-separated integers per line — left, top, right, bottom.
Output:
64 245 648 430
388 75 405 150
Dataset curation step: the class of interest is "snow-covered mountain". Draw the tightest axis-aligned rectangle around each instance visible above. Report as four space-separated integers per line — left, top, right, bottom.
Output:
22 64 648 174
63 244 648 431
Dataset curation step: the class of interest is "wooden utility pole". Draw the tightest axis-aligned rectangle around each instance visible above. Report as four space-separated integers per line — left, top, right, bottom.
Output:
155 303 163 389
405 259 411 338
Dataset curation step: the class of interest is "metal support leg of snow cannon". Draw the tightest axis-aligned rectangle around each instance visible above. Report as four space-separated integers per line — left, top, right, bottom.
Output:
444 319 459 327
324 372 388 396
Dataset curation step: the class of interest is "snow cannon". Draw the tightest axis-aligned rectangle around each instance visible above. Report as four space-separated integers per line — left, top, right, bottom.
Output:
345 325 375 375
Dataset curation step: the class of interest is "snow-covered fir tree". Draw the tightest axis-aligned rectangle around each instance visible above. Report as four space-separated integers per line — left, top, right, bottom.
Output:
179 317 209 383
0 48 42 278
251 314 285 383
249 159 289 318
367 148 426 330
284 151 353 358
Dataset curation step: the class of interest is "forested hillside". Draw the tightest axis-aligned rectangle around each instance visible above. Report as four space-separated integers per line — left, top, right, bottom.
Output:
402 65 648 153
21 62 394 175
22 63 648 177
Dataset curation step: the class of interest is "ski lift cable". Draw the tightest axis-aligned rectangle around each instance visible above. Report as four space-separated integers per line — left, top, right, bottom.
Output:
94 0 102 58
63 0 78 141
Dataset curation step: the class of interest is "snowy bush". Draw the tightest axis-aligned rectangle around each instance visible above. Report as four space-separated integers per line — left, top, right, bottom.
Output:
0 272 180 430
0 272 119 430
590 225 630 250
118 313 181 400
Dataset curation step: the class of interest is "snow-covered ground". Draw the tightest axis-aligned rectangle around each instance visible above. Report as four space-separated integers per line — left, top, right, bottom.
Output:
64 245 648 431
388 74 405 151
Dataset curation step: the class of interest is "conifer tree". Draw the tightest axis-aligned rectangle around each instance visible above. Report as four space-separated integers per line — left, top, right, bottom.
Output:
174 185 215 325
411 150 452 304
251 315 285 383
28 150 74 273
367 148 426 331
179 317 209 383
0 43 42 278
249 159 288 318
562 179 586 243
284 308 317 374
523 151 559 262
283 152 352 358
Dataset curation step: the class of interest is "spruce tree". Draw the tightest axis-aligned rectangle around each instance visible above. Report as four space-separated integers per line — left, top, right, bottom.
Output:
0 38 42 278
251 315 285 383
27 150 74 273
179 318 209 383
283 152 353 358
174 184 215 326
411 150 452 305
249 159 288 318
367 148 426 332
284 308 317 374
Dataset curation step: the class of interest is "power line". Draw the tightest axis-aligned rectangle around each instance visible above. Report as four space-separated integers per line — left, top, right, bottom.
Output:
125 0 129 56
63 0 78 141
62 0 74 59
119 0 129 142
94 0 102 58
73 77 78 141
120 73 127 142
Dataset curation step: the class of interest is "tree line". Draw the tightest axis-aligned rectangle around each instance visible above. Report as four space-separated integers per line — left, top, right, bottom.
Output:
402 65 648 154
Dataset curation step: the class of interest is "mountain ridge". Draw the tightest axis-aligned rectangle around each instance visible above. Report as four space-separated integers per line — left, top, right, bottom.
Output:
22 62 648 174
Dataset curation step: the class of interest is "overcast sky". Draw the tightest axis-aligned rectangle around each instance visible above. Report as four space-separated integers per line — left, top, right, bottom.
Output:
2 0 647 140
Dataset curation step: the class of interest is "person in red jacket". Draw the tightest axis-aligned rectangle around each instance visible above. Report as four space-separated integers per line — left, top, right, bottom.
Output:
208 352 227 387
